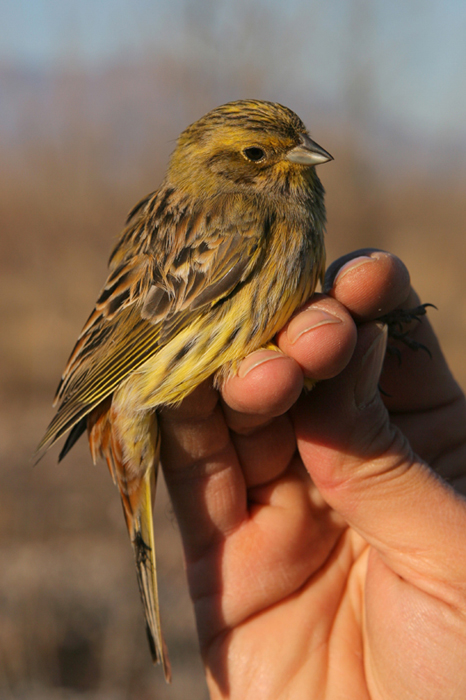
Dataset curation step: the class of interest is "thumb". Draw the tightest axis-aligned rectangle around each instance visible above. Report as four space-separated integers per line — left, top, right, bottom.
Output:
293 322 466 599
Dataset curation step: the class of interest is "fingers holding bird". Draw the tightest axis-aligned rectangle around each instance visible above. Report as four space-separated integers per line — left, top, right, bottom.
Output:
220 249 415 427
158 252 441 643
221 296 356 426
158 275 363 641
161 251 436 538
160 293 357 541
162 258 403 517
325 250 466 485
325 250 460 413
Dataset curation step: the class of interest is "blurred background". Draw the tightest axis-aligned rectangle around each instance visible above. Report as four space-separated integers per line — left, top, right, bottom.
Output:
1 0 465 698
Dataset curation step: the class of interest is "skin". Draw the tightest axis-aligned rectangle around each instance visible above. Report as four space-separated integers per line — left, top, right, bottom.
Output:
160 250 466 700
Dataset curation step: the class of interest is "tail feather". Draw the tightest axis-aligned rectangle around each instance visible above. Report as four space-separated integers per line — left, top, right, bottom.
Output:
87 399 171 682
132 470 171 681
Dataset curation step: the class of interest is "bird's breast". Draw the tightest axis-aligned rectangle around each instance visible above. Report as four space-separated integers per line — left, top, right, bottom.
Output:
127 214 325 410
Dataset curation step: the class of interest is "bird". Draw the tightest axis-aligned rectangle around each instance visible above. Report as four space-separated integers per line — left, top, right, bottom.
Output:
37 99 333 681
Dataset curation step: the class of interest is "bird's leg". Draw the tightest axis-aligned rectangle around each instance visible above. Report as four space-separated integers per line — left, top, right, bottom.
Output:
378 303 435 362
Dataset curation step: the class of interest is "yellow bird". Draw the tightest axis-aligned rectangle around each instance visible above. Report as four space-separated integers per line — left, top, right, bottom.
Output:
37 100 333 681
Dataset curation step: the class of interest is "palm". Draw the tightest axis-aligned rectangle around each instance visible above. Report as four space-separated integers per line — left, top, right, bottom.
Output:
169 396 463 700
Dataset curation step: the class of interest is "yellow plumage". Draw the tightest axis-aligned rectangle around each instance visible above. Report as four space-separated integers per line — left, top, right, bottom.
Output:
37 99 332 681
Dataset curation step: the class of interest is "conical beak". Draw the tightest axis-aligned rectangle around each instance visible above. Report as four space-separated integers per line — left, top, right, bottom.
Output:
286 134 333 166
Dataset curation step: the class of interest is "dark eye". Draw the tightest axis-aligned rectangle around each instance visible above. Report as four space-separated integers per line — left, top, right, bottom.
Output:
243 147 266 162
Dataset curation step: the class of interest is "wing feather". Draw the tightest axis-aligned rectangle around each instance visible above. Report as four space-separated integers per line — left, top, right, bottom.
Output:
37 188 265 455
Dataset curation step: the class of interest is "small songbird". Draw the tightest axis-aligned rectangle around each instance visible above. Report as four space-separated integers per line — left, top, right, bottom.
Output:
37 100 333 681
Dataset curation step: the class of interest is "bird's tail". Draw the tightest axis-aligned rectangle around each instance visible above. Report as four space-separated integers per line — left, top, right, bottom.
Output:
130 467 171 681
88 397 171 682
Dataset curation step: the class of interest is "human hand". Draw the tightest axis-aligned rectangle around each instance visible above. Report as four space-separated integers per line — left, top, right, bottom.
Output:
160 250 466 699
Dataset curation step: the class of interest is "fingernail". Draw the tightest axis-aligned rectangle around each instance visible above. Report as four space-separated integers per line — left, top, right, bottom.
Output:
354 323 388 409
287 307 342 345
333 255 375 285
238 349 286 378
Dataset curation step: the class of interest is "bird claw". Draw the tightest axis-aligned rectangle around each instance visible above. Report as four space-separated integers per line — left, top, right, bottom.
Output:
378 303 435 361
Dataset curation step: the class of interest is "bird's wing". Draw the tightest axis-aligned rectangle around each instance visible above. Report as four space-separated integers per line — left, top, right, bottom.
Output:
37 190 266 454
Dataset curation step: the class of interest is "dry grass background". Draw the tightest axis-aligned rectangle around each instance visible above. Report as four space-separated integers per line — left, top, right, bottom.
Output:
0 62 465 699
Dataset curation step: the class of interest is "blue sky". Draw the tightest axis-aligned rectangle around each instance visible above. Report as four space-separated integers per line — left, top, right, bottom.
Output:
1 0 465 140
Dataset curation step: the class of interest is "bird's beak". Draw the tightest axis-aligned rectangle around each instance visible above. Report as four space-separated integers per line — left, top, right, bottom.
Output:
286 134 333 166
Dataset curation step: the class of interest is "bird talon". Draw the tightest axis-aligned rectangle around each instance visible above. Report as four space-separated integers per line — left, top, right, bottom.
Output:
378 303 434 360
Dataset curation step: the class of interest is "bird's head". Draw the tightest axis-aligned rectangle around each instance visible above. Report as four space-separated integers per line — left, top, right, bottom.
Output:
167 100 332 202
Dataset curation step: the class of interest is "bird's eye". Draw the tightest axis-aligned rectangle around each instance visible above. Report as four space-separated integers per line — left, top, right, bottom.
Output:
243 147 266 162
